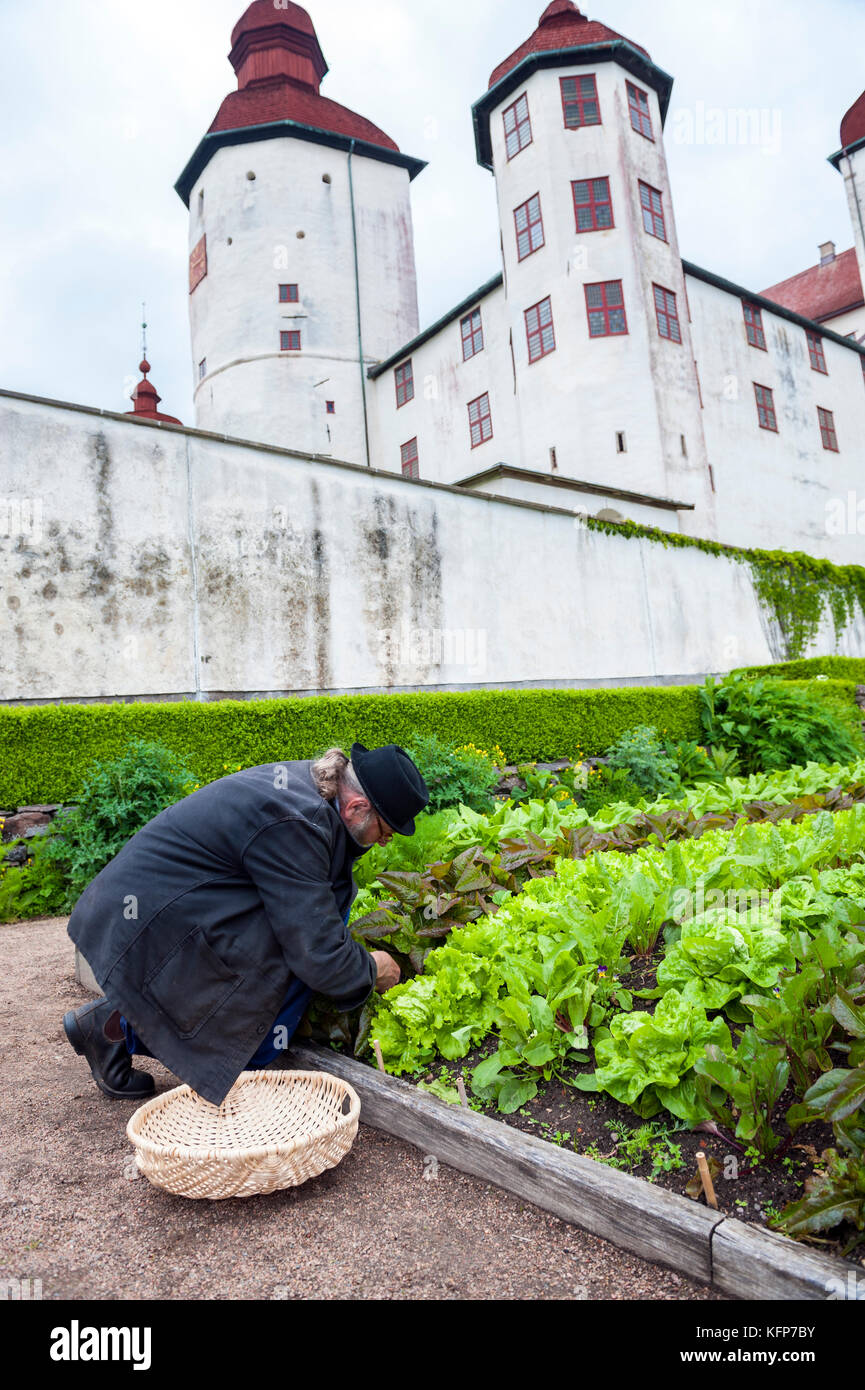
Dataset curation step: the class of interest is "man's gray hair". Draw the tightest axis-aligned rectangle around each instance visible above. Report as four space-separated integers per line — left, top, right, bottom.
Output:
311 747 365 802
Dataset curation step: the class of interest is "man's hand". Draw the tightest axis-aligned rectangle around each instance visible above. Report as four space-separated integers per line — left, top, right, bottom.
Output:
370 950 401 993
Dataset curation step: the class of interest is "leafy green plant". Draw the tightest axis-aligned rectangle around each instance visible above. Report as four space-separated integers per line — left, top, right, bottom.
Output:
699 674 862 775
694 1027 789 1158
406 735 500 814
41 739 196 908
0 829 69 922
578 764 645 816
604 725 682 798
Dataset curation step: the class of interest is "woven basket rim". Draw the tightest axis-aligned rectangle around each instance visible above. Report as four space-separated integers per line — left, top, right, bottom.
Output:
126 1068 360 1164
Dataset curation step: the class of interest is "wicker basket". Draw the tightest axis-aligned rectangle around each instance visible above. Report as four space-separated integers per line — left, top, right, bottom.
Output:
126 1069 360 1199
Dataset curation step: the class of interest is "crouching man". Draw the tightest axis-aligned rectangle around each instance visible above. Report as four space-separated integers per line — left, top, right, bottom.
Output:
63 743 428 1105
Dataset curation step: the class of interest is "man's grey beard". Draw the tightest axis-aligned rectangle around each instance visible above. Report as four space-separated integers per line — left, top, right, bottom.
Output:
347 807 379 847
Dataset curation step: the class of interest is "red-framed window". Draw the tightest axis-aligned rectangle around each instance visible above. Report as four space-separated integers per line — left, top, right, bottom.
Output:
572 177 613 231
461 308 484 361
817 406 839 451
401 437 419 478
395 360 414 408
326 400 335 414
560 74 601 128
514 193 544 261
280 330 301 350
653 284 681 343
638 181 666 240
585 280 627 337
627 82 653 139
468 393 493 448
279 284 299 302
503 92 532 159
743 302 766 350
806 330 827 373
754 382 777 431
525 297 556 363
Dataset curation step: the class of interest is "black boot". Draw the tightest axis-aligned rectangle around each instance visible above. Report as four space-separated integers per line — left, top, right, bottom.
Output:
63 997 155 1100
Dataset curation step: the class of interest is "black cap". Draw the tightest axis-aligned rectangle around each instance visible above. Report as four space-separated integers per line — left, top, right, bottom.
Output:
350 742 430 837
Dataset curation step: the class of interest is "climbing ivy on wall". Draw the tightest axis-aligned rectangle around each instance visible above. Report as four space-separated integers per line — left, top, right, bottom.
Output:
584 516 865 659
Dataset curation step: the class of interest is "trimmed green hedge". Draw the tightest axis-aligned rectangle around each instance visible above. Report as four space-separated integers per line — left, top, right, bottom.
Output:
0 686 704 807
734 656 865 684
3 678 858 808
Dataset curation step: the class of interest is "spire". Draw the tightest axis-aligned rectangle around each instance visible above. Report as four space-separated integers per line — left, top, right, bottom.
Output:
125 314 182 426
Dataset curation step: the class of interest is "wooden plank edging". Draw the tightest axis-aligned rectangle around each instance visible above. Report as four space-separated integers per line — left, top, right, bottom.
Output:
285 1043 722 1285
285 1042 864 1301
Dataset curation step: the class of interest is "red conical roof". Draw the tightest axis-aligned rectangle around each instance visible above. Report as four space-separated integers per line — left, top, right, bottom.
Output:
489 1 650 89
208 1 400 154
841 89 865 149
126 359 182 426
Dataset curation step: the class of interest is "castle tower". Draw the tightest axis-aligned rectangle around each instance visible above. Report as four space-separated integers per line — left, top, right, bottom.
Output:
175 1 425 461
830 89 865 335
471 1 714 523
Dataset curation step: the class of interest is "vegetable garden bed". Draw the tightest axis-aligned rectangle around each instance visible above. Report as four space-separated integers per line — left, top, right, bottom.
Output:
308 754 865 1279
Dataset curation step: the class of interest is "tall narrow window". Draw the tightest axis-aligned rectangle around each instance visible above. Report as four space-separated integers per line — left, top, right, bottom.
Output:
280 330 301 351
325 401 335 414
572 177 613 231
560 74 600 128
817 406 839 451
626 82 653 139
503 93 532 159
525 297 556 363
754 382 777 431
638 181 666 240
468 393 493 448
743 302 766 349
395 360 414 408
279 284 299 302
585 281 627 337
514 194 544 261
653 284 681 343
401 437 419 478
806 330 827 373
198 358 207 380
461 308 484 360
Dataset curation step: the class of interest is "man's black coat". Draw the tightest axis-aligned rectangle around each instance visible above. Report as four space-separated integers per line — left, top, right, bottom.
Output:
66 760 376 1105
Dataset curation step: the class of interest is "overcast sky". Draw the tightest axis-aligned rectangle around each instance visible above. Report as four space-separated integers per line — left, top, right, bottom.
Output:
1 0 863 424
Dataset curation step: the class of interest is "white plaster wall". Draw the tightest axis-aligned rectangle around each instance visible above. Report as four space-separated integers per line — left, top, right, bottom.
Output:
460 472 682 529
367 282 517 484
822 304 865 341
188 138 418 461
686 272 865 561
3 393 864 705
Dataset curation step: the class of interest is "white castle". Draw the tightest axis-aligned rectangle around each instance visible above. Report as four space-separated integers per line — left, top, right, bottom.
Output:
172 0 865 560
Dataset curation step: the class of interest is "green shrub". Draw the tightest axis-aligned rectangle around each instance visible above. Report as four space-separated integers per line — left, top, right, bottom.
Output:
604 725 682 798
699 674 863 774
406 735 500 814
41 739 196 909
734 656 865 683
0 829 69 923
578 765 645 815
0 685 705 806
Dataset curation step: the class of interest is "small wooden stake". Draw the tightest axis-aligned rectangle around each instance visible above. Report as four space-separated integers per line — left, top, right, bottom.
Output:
695 1150 718 1210
373 1040 385 1073
456 1076 469 1109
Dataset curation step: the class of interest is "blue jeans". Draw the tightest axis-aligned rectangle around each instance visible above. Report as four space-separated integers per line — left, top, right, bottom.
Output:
121 907 350 1068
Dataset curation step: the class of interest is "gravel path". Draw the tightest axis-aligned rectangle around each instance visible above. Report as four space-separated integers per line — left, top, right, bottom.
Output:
0 917 724 1301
